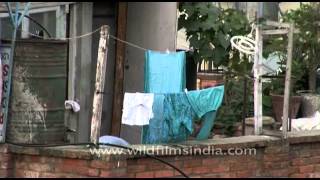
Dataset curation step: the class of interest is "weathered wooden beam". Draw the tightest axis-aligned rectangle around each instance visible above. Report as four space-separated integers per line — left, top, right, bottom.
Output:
66 3 80 143
90 25 110 144
282 23 294 139
254 24 263 135
265 20 290 28
262 29 289 35
111 2 127 136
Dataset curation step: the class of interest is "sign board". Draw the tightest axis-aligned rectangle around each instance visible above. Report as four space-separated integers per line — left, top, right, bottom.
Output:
0 45 11 142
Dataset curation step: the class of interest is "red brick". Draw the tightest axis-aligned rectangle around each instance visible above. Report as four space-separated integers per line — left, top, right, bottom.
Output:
29 163 52 172
289 167 299 175
39 172 58 178
62 159 88 167
88 168 100 177
291 158 306 166
299 165 314 173
136 158 154 165
0 162 13 169
100 168 127 177
209 165 229 173
90 160 126 170
127 165 146 173
0 169 12 177
264 161 288 170
230 163 248 171
14 162 28 170
309 173 320 178
0 154 12 162
314 164 320 171
269 169 289 177
299 150 312 158
154 170 174 177
290 173 308 178
15 170 40 178
192 166 211 174
236 170 253 178
263 154 288 162
135 171 154 178
183 159 202 168
176 167 192 176
202 158 220 165
39 157 63 165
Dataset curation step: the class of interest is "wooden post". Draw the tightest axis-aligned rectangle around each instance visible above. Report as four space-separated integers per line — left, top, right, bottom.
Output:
111 2 128 136
242 77 248 136
253 24 263 135
90 25 109 144
282 23 294 139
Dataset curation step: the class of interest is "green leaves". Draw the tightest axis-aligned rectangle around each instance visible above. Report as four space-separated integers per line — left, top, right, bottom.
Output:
178 2 250 72
218 31 229 50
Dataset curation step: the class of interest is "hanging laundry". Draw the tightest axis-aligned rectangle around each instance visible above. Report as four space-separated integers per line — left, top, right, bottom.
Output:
163 92 197 143
186 85 224 140
65 100 80 112
121 92 154 126
142 94 169 144
186 85 224 118
142 86 225 144
144 50 186 93
142 50 186 143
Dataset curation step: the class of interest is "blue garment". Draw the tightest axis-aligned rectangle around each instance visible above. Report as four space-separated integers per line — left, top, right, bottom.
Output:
142 94 169 144
186 86 224 118
142 86 225 144
164 93 197 143
142 50 186 144
144 50 186 93
186 86 224 140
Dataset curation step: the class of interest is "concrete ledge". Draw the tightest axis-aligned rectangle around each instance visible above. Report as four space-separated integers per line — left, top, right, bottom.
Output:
4 130 320 161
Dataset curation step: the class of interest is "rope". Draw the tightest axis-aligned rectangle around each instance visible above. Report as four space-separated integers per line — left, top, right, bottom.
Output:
2 24 151 51
108 34 147 51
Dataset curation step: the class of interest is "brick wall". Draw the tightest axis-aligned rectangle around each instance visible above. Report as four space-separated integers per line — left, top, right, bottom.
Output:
1 133 320 178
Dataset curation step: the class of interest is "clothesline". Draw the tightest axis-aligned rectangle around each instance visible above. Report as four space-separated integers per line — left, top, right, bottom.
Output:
1 24 195 52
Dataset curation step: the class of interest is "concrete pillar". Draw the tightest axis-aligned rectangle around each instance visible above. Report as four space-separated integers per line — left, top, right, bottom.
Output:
121 2 178 144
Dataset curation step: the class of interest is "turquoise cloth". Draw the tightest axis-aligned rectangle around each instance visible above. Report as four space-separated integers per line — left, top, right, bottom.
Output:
144 50 186 93
186 85 225 118
163 93 197 143
142 50 224 144
142 94 169 144
186 86 224 140
142 86 224 144
142 50 186 144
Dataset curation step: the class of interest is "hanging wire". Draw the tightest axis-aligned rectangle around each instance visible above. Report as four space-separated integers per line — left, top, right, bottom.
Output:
108 34 147 51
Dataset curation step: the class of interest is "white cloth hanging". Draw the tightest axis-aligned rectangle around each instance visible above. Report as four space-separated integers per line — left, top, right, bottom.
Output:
65 100 80 112
121 92 154 126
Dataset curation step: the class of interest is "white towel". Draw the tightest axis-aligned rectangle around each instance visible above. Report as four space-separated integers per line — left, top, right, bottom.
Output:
280 111 320 131
122 92 154 126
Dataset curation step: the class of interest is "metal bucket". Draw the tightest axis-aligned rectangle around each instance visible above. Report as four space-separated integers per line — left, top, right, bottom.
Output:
300 93 320 117
6 39 67 144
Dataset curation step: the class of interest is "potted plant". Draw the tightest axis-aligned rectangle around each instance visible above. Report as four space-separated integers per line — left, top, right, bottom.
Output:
263 3 320 121
280 3 320 117
262 50 306 122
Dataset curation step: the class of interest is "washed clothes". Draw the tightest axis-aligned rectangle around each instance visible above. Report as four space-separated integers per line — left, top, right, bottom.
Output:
142 86 225 144
144 50 186 93
121 93 154 126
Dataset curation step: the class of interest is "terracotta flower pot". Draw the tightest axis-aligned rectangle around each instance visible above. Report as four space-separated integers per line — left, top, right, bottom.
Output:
271 94 302 123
